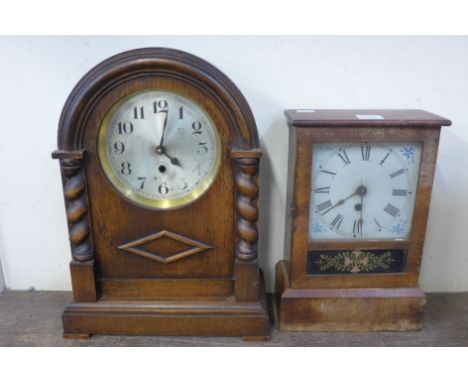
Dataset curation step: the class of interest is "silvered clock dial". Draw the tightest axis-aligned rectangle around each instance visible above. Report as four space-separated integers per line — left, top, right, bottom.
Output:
98 90 221 210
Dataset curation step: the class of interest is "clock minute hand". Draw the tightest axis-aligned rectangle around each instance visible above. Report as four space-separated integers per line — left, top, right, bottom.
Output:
158 111 169 147
339 190 359 204
321 185 366 215
156 111 182 168
321 190 358 215
144 112 164 146
338 184 367 207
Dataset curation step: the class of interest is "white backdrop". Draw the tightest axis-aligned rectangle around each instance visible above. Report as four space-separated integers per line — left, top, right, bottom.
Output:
0 257 4 292
0 36 467 292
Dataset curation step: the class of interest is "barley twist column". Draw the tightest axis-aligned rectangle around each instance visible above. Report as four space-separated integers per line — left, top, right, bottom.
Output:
234 157 260 262
54 151 94 262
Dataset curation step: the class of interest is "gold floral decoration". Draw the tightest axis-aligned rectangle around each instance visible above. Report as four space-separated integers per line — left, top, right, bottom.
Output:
316 250 394 273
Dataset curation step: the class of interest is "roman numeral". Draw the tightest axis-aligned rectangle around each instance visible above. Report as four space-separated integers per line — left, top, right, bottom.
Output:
361 145 371 161
314 186 330 194
353 219 363 234
316 200 333 215
321 169 336 176
380 151 391 165
330 214 344 230
374 218 382 230
338 150 351 165
390 168 405 178
384 203 400 217
392 189 408 196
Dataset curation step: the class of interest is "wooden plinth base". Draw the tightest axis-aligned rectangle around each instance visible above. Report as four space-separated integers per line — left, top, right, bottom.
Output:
62 273 270 339
276 260 426 332
62 297 269 339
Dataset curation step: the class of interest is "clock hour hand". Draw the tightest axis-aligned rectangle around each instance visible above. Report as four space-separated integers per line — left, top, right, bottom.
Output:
353 183 366 236
162 152 183 168
357 192 364 237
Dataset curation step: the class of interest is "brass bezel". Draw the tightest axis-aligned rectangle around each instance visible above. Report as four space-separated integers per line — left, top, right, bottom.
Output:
97 89 222 210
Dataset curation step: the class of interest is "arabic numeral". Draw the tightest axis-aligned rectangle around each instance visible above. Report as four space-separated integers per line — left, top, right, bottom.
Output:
120 162 131 175
192 121 202 134
158 183 169 195
118 121 133 134
113 141 125 155
133 106 144 119
179 178 189 190
137 177 146 189
153 99 168 113
197 142 208 155
193 164 201 175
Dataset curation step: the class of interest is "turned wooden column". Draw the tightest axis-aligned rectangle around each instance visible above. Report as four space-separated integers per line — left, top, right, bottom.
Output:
232 150 262 302
52 150 97 302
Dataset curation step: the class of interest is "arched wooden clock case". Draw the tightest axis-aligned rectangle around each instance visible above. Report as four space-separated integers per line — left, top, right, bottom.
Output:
52 48 269 339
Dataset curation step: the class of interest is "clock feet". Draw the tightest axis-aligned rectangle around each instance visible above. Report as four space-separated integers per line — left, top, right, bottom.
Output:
242 335 270 342
63 332 91 340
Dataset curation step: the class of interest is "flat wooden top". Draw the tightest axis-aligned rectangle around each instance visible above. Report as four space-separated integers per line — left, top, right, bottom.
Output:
284 109 451 127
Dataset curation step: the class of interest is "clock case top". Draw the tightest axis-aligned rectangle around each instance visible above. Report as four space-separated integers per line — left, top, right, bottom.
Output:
52 48 268 338
282 109 451 290
284 109 451 127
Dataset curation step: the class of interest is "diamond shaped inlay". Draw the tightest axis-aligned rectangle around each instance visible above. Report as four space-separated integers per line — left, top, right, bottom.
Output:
118 230 212 264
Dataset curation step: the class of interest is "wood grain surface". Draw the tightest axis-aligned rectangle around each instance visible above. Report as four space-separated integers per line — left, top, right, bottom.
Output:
53 48 269 338
1 291 467 346
278 109 449 331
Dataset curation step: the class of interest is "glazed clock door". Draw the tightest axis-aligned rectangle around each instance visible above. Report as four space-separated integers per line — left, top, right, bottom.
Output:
306 141 422 277
309 142 422 241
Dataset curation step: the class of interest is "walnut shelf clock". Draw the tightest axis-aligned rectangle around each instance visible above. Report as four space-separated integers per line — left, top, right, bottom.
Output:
277 109 450 331
52 48 269 339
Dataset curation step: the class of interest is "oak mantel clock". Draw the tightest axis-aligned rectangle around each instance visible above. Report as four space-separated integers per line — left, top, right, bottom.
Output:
53 48 269 339
277 109 450 331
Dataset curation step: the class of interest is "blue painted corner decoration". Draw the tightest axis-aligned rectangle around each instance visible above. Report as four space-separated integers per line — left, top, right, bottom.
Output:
310 221 326 233
400 146 416 162
390 220 405 235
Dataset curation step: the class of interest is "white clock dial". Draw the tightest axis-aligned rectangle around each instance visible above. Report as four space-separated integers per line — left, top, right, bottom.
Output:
98 90 221 210
309 142 421 241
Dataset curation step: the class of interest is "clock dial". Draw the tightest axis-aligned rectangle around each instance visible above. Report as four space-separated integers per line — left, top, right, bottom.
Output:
309 142 421 240
97 90 221 209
